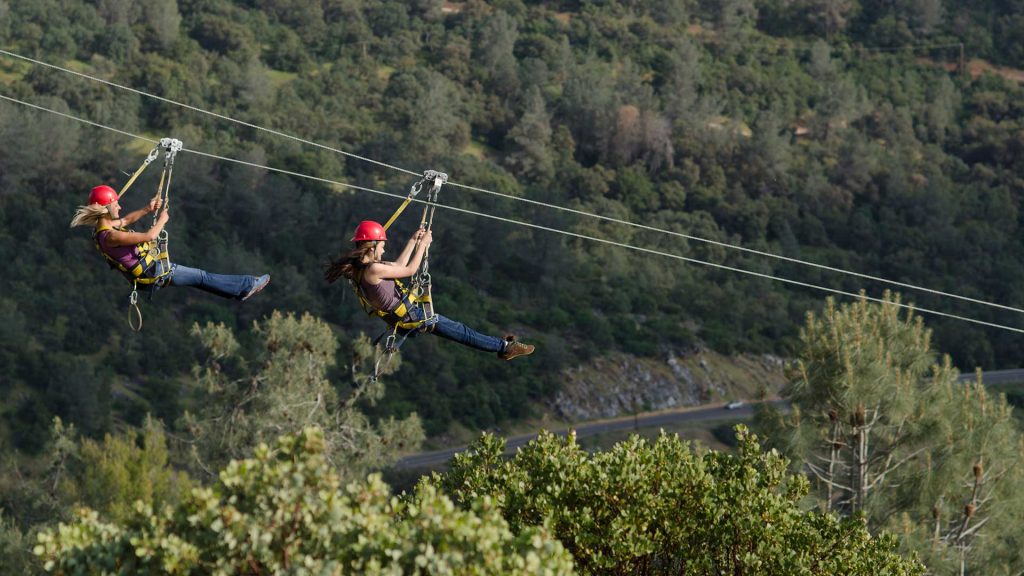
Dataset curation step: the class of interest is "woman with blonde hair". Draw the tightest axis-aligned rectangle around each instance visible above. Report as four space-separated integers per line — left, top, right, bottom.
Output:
71 184 270 300
325 220 535 360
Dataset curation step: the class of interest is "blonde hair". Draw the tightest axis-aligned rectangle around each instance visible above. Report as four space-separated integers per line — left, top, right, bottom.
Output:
70 204 110 228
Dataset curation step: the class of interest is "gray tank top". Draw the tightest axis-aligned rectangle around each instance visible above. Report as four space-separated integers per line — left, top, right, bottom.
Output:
359 274 402 312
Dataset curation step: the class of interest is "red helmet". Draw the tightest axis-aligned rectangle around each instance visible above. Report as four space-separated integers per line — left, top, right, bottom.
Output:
351 220 386 242
88 185 119 206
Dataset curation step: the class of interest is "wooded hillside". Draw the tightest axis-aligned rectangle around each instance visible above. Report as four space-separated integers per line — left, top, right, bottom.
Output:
0 0 1022 482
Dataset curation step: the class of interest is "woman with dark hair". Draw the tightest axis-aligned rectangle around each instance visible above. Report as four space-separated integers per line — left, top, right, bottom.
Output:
71 184 270 300
326 220 535 360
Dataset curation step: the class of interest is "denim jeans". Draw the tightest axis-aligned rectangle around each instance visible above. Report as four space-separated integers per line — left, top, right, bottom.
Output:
403 306 506 353
167 263 258 300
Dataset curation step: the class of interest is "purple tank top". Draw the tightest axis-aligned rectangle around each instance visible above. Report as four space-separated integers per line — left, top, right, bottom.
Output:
360 275 402 312
96 228 141 270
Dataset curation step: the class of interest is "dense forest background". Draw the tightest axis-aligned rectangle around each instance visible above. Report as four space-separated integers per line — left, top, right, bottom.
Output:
1 0 1023 454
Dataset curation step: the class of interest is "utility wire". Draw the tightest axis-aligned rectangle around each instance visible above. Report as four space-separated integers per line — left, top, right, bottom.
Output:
2 92 1022 335
2 48 1019 317
4 48 1017 318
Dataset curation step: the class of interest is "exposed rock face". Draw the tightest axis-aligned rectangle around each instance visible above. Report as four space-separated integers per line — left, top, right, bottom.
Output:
553 348 787 421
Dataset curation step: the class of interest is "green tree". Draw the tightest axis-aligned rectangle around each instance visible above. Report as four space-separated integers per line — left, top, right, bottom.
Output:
438 426 922 575
381 68 470 163
96 0 137 26
182 312 424 480
0 1 9 43
36 428 574 575
139 0 181 51
58 416 190 524
560 55 617 164
716 0 758 53
504 86 553 181
758 293 1024 574
475 10 520 97
0 510 39 576
893 374 1024 574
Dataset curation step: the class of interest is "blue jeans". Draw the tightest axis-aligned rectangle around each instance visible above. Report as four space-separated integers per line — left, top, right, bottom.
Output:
167 264 259 300
403 306 506 353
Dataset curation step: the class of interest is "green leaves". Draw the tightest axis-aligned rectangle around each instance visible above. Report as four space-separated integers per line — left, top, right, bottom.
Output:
440 426 921 575
37 428 574 575
183 312 424 481
764 293 1024 574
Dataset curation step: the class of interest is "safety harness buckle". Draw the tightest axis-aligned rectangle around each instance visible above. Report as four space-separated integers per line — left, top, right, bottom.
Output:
383 332 398 354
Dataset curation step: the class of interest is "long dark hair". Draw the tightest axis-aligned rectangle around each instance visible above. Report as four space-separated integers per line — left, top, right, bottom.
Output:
325 242 377 284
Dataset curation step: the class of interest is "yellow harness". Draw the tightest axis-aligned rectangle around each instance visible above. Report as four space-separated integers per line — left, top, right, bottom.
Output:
94 225 171 286
352 272 434 332
94 137 182 331
354 170 447 359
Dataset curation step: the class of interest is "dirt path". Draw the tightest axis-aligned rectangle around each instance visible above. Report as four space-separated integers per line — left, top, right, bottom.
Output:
917 56 1024 83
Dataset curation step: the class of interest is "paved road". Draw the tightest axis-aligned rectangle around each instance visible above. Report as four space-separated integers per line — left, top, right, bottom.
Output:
396 369 1024 471
956 368 1024 386
396 399 788 470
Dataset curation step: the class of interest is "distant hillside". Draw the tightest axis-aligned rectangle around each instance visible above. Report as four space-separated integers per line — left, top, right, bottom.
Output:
0 0 1022 450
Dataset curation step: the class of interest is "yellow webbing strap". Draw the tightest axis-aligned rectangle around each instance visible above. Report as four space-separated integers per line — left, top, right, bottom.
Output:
353 272 430 331
117 144 161 200
383 171 438 230
382 197 412 231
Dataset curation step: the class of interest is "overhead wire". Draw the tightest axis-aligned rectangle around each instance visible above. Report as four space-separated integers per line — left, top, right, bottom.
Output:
2 92 1022 335
1 47 1020 317
0 48 421 178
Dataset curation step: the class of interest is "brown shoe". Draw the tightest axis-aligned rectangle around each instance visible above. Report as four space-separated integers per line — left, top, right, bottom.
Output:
498 335 535 361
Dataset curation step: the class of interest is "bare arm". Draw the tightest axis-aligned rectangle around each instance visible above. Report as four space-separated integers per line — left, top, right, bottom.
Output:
102 209 169 247
112 196 163 228
115 208 151 228
393 229 426 267
366 231 432 281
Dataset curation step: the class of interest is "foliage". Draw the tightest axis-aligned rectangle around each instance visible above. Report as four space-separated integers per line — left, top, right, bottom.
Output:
1 0 1022 449
1 509 41 576
181 311 424 480
57 416 190 524
2 1 1024 569
35 427 575 575
757 293 1024 573
437 425 923 575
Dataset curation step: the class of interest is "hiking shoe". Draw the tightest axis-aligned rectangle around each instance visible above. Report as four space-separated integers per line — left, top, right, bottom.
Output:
498 335 535 361
242 274 270 301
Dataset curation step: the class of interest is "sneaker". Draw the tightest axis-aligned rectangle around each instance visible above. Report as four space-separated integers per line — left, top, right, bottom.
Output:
498 335 535 361
242 274 270 301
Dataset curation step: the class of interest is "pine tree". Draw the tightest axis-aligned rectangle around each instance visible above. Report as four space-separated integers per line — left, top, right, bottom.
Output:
504 86 554 182
758 293 1024 574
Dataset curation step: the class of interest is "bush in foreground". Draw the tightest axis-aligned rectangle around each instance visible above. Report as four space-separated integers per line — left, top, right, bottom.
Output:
438 425 923 575
35 428 572 575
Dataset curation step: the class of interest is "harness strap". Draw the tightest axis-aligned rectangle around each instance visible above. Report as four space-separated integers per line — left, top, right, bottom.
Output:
351 271 433 330
94 226 172 286
116 145 161 200
362 170 448 382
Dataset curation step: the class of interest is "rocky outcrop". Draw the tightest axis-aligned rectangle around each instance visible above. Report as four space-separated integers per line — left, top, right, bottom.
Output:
552 347 787 421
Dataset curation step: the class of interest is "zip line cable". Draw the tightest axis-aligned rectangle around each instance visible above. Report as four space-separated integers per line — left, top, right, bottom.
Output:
441 182 1024 316
3 93 1022 335
2 47 1021 317
0 48 421 179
